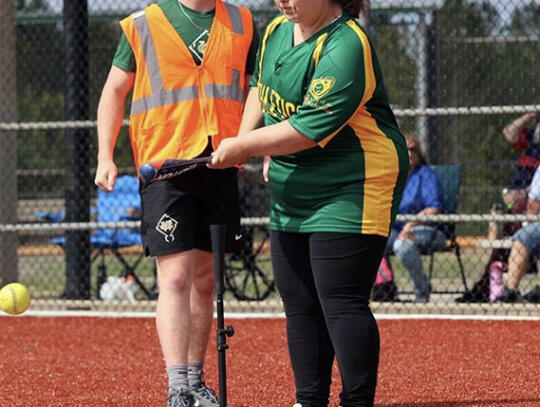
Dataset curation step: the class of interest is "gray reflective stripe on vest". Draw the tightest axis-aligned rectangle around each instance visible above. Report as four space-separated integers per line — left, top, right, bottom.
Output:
133 12 163 95
224 2 244 34
204 69 244 102
130 5 246 116
131 86 199 116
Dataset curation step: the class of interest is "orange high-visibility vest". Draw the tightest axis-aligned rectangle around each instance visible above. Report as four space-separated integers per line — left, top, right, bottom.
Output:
120 0 253 170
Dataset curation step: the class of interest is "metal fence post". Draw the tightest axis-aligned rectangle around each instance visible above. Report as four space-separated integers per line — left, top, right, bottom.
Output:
426 10 441 162
0 0 19 286
63 0 91 299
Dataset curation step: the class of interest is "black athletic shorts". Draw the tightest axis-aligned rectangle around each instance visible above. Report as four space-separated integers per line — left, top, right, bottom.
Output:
139 166 242 256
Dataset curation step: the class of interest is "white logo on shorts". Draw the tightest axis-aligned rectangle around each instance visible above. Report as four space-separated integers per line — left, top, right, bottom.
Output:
156 213 179 242
234 233 243 241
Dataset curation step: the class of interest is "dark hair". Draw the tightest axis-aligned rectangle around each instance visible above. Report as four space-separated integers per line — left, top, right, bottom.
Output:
404 132 429 165
335 0 366 18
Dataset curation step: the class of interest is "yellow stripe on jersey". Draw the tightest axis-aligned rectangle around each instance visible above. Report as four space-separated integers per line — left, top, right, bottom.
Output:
346 20 376 104
258 16 288 87
336 20 400 236
312 33 328 67
351 108 400 236
316 20 376 149
349 22 400 236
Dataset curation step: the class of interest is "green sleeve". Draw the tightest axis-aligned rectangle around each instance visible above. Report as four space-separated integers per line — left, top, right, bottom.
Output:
112 33 136 72
288 30 367 142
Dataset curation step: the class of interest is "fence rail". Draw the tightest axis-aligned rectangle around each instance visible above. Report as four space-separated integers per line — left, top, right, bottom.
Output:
3 104 540 131
3 214 540 233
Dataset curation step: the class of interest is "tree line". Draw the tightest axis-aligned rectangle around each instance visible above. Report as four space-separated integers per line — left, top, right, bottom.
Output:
13 0 540 213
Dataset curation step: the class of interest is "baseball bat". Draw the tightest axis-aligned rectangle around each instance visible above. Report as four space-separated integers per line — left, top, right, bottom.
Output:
138 156 212 183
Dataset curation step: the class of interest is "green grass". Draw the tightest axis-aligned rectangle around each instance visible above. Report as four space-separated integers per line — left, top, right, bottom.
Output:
18 253 156 300
388 250 491 293
17 247 494 301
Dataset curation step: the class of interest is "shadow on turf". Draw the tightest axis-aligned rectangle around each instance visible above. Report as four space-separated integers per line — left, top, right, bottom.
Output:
378 398 540 406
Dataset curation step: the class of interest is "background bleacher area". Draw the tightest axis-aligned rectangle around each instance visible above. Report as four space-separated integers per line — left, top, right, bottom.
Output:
1 0 539 316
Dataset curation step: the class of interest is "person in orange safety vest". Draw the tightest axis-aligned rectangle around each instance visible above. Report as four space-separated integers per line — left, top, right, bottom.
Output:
94 1 258 406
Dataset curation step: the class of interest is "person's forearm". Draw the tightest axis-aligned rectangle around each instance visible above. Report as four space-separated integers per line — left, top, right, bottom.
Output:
96 67 134 162
239 120 316 158
97 87 125 161
503 112 536 144
237 87 263 136
210 114 317 168
404 207 441 229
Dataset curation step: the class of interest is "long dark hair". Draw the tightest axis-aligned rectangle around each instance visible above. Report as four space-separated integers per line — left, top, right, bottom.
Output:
335 0 366 18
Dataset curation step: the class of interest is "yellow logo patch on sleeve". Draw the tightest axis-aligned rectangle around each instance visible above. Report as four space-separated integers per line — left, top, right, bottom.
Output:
309 77 336 99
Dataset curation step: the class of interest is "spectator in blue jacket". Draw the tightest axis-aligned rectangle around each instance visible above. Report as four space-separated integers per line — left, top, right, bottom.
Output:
388 133 446 302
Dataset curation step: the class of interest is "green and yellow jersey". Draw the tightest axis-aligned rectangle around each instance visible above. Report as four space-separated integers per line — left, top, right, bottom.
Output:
112 0 259 72
251 13 409 237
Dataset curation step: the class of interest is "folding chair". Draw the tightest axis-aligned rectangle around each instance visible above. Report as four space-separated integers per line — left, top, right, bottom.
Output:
37 175 155 299
90 175 155 299
384 164 468 298
425 164 468 293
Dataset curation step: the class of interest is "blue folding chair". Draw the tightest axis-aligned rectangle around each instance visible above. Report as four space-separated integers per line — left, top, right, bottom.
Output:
37 175 155 299
91 176 156 299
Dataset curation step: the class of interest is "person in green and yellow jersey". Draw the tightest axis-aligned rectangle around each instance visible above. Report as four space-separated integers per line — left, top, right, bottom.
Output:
210 0 408 405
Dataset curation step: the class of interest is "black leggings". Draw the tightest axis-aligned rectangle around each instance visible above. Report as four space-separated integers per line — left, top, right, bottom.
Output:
271 231 387 407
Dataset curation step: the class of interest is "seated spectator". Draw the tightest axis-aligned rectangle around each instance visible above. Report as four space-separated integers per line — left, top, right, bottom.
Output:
501 112 540 210
498 165 540 303
387 133 446 303
456 113 540 303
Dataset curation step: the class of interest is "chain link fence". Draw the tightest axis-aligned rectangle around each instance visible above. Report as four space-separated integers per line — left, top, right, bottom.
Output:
1 0 539 316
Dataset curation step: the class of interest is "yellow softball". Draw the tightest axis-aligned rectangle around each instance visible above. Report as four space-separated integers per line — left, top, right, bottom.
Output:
0 283 31 315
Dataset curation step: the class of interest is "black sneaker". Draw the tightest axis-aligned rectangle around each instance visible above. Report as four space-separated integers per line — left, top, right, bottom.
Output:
371 281 398 302
455 289 490 303
522 285 540 303
497 286 521 303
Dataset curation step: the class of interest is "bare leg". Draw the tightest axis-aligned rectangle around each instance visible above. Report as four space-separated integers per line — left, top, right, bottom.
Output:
155 250 195 366
507 240 530 290
188 249 215 362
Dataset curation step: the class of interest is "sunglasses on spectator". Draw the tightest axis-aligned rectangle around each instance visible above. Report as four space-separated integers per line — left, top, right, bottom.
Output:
408 146 418 152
